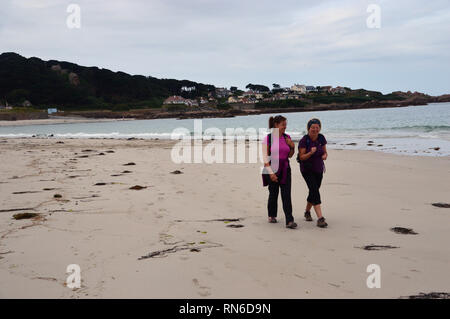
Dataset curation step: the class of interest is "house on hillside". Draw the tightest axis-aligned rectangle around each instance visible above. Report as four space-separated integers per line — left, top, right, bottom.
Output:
228 96 240 104
329 86 347 94
164 95 200 107
215 87 231 98
164 96 188 105
290 84 306 94
305 86 317 93
318 86 332 92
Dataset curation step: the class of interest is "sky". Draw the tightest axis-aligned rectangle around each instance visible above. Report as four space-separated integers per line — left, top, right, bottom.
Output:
1 0 450 95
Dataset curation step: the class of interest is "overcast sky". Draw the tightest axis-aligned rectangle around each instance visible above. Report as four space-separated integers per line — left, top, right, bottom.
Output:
1 0 449 95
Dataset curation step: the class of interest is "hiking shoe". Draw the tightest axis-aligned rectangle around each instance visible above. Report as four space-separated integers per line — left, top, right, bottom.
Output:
286 222 298 229
268 217 277 223
304 211 313 221
317 217 328 228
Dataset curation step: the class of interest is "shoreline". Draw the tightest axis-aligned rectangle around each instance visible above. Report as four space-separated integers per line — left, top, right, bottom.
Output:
1 100 449 126
0 136 448 158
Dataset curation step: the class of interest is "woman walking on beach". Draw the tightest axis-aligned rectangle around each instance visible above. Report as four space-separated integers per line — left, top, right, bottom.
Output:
298 118 328 228
262 115 297 229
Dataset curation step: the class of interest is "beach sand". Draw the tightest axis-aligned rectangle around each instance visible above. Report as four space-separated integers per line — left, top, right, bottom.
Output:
0 138 449 298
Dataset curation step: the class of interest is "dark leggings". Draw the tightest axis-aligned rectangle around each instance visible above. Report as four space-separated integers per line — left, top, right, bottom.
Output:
268 167 294 225
301 170 323 205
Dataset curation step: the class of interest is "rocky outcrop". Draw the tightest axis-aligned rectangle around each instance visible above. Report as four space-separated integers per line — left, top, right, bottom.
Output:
51 64 62 72
435 94 450 102
68 72 80 86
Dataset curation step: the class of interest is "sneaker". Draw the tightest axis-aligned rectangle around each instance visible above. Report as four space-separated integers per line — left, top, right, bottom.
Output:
268 217 277 223
286 221 298 229
317 217 328 228
304 211 313 221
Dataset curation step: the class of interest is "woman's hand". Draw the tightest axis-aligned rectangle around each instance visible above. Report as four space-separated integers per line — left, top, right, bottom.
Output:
285 137 295 149
270 173 278 183
321 145 327 160
310 146 317 154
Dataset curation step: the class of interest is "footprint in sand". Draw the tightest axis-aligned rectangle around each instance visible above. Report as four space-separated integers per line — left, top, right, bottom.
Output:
192 278 211 297
201 267 214 276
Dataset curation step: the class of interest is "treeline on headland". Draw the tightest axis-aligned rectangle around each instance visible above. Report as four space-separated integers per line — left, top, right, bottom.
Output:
0 52 214 111
1 52 449 121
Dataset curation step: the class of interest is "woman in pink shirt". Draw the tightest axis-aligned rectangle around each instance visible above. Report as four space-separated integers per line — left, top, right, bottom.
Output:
262 115 297 229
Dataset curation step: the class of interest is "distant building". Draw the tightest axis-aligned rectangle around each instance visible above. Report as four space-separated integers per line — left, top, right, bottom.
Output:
318 86 332 92
163 96 198 107
242 90 264 99
22 100 32 107
329 86 347 94
290 84 306 94
305 86 318 93
48 108 58 114
228 96 240 104
215 87 231 98
164 96 187 105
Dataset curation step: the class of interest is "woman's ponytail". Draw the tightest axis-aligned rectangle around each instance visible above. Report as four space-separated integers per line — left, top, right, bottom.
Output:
268 116 275 129
269 115 287 129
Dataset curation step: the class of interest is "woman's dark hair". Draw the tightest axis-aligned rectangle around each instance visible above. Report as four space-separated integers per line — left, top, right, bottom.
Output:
307 118 321 130
269 115 287 129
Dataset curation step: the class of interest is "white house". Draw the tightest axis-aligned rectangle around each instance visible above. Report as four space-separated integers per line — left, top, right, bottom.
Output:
228 96 240 104
290 84 306 94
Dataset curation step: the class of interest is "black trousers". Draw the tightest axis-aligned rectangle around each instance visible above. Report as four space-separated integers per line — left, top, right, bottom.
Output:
268 167 294 224
301 170 323 205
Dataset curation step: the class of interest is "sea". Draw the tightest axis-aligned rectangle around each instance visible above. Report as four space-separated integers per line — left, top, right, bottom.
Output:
1 102 449 157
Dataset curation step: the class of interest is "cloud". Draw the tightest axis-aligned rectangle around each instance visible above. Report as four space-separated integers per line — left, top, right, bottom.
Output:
0 0 449 94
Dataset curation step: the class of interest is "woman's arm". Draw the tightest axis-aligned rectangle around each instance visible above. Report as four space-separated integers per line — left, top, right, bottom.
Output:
285 137 295 158
322 145 328 160
262 143 278 182
299 147 316 161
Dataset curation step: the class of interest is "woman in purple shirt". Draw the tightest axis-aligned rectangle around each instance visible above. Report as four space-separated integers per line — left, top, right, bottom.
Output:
298 118 328 228
262 115 297 229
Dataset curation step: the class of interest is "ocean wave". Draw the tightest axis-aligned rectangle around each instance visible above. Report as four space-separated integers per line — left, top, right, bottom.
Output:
334 125 450 132
389 125 450 132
